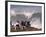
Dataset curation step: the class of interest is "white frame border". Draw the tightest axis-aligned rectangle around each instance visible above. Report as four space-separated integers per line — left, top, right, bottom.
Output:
8 2 44 35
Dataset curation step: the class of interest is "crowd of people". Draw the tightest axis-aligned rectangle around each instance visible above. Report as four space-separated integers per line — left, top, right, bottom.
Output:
11 20 31 30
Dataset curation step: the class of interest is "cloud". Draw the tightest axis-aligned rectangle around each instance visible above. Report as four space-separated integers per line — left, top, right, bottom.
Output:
24 12 33 19
31 19 42 29
10 10 16 16
10 5 42 13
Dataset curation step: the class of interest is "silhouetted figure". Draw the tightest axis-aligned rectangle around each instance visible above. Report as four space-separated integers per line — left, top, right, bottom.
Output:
25 21 27 26
26 21 30 27
16 25 20 31
21 21 26 30
16 21 20 28
12 21 20 30
21 21 25 26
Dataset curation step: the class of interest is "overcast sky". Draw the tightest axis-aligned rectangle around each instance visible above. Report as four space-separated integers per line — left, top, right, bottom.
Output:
10 5 42 13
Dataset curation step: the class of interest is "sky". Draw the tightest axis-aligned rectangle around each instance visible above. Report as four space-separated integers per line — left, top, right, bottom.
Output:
10 5 42 18
10 5 42 13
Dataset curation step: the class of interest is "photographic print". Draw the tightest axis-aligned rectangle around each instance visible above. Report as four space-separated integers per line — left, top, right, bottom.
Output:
10 4 42 32
5 1 45 36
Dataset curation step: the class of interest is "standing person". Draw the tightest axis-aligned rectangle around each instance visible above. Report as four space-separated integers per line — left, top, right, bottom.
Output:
21 21 26 30
27 21 30 27
13 21 20 30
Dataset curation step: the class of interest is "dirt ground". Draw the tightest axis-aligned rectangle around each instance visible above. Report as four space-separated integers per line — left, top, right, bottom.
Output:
10 26 42 32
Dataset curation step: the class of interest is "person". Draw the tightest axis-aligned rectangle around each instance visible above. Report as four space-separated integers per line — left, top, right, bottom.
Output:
26 21 30 27
21 21 24 26
21 21 26 30
13 21 20 30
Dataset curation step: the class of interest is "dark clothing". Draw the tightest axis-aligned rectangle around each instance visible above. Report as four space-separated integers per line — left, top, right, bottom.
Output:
21 21 25 26
26 21 30 27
